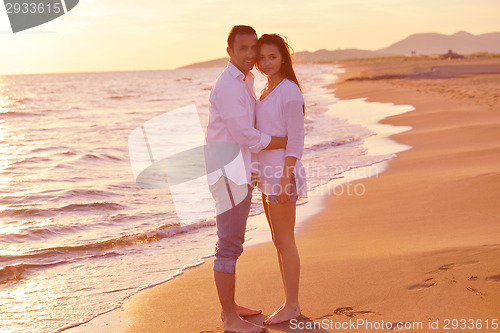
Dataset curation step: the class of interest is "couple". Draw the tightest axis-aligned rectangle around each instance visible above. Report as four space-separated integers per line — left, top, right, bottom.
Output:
205 25 306 333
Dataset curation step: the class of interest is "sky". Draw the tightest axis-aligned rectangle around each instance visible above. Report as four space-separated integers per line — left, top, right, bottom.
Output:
0 0 499 75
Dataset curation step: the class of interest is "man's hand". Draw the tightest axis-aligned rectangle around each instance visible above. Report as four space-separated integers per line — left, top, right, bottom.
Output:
265 136 287 150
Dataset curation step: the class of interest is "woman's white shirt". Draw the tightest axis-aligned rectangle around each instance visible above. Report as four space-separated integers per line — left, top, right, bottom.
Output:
255 79 307 198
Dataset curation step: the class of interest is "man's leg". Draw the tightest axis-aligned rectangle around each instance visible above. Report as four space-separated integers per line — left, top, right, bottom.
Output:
210 178 263 332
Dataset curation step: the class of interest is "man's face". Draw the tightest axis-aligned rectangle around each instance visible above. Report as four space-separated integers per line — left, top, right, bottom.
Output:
227 33 257 73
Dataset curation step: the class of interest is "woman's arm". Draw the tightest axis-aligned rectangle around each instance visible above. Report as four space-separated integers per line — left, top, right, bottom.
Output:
278 93 305 203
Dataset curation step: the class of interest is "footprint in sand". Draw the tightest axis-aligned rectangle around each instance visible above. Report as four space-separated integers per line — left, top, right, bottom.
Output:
408 277 437 290
486 274 500 282
412 261 495 298
425 260 479 274
333 306 375 317
316 314 333 319
466 286 486 297
410 261 481 291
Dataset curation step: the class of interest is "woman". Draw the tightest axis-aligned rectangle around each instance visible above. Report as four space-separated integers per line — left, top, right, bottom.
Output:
255 34 306 325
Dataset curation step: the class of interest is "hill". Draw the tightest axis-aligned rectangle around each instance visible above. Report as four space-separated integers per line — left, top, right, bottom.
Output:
376 31 500 56
179 48 384 69
178 31 500 68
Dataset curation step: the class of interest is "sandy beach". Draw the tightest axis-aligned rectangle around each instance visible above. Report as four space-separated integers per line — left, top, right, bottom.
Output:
78 57 500 333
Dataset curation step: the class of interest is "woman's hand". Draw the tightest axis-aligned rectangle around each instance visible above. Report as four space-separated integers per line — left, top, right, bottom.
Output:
278 156 297 204
278 176 293 204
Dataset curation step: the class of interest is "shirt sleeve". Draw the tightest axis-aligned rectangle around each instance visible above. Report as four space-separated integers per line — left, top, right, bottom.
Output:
283 87 305 159
214 83 271 153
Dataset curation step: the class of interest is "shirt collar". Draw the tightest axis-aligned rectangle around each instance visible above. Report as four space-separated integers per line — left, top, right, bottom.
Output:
227 61 255 81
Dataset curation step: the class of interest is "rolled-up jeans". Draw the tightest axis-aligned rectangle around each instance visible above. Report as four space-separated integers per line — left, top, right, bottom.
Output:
209 176 252 274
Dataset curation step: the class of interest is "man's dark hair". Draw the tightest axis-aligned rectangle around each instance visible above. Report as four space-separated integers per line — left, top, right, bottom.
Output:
227 25 257 49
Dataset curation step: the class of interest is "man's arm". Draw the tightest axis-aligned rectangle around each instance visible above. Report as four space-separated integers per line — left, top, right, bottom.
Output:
214 83 288 153
214 85 268 145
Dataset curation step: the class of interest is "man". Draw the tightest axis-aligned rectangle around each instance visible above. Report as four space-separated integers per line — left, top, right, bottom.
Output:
205 25 287 333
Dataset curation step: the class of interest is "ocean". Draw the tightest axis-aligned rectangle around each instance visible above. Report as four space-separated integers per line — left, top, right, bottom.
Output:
0 64 413 332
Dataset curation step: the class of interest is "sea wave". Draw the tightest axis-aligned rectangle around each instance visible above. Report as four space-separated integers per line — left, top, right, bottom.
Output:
106 94 138 100
305 137 363 152
0 202 125 219
0 110 31 117
0 222 86 242
80 153 122 161
0 252 121 284
0 218 216 284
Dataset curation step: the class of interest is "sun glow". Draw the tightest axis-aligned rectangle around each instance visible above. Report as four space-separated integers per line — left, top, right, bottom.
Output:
0 118 14 191
0 84 12 114
1 0 499 75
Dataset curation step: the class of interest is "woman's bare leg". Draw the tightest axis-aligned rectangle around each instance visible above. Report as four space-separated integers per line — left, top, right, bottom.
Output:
262 194 285 285
264 201 301 325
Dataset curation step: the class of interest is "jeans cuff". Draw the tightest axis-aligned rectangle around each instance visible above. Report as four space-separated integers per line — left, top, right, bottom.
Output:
213 257 237 274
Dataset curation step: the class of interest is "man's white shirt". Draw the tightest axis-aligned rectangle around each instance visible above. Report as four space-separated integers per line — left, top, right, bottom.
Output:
205 62 271 186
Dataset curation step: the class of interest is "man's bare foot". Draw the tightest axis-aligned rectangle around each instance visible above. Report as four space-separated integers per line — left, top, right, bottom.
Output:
224 316 264 333
221 305 262 322
263 303 301 325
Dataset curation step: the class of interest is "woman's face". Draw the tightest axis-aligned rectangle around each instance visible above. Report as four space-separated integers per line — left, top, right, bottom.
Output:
258 43 283 78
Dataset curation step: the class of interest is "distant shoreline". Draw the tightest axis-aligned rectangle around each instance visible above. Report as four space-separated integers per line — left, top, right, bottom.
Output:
179 52 500 69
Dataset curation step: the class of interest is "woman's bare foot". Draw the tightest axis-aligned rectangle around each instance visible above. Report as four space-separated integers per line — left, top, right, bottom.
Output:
221 305 262 322
224 316 265 333
263 303 301 325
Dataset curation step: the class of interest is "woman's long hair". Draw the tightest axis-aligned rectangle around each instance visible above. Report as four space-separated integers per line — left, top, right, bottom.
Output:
256 34 304 113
